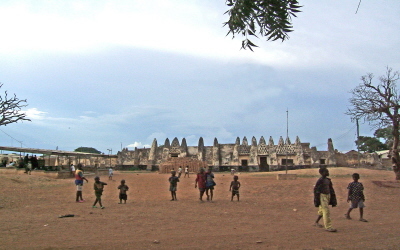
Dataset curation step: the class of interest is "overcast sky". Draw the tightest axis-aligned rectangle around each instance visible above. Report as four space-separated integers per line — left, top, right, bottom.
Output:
1 0 399 154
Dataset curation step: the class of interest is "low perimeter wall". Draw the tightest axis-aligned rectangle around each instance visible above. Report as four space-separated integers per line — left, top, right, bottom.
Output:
0 168 109 179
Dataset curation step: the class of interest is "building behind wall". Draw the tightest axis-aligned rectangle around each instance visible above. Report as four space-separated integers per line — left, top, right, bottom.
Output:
117 136 337 172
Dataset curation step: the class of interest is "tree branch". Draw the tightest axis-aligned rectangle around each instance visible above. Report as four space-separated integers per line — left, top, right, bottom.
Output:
0 83 31 126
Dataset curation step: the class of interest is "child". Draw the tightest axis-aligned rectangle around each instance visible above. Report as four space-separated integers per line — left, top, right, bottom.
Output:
205 168 215 201
345 173 367 222
75 164 88 202
184 166 189 178
70 164 75 177
229 175 241 201
108 167 113 180
92 176 107 209
178 166 183 178
195 168 206 201
169 171 180 201
118 179 129 204
313 168 337 232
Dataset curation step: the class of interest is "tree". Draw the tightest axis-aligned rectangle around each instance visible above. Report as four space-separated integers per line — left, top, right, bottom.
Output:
374 126 395 148
224 0 302 51
347 67 400 179
0 83 31 126
74 147 102 154
356 136 388 153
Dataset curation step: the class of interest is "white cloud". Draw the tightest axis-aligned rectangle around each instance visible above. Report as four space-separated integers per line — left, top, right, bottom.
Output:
24 108 47 120
126 142 150 149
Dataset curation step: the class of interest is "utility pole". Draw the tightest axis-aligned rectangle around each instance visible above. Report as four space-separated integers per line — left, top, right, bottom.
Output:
356 118 360 168
107 148 112 167
18 140 23 158
286 108 288 174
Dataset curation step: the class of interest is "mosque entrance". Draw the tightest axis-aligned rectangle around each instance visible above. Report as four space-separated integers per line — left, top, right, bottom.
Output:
239 159 249 171
259 157 269 172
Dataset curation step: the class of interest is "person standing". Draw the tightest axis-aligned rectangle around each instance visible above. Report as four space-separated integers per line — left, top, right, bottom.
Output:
229 175 241 201
195 168 206 201
23 154 29 174
26 159 32 175
184 166 189 178
75 164 88 202
92 176 107 209
177 166 183 178
169 171 180 201
70 164 75 177
31 155 38 170
118 179 129 204
313 168 337 232
108 167 113 180
345 173 368 222
205 168 215 201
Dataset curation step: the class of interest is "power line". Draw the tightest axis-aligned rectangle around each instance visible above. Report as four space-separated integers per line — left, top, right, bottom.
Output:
313 124 357 148
0 128 28 147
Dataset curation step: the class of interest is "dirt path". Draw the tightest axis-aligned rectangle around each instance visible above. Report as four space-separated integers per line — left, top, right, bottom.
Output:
0 168 399 249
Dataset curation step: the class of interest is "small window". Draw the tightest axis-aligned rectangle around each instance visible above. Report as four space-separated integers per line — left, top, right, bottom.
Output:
281 159 294 165
320 159 326 165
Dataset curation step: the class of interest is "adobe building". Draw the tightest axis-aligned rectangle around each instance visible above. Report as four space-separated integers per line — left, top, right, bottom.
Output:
116 136 337 172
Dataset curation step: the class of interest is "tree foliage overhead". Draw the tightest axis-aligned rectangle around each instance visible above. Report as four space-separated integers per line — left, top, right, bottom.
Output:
347 67 400 179
0 83 31 126
356 136 388 153
74 147 102 154
374 126 395 148
224 0 302 51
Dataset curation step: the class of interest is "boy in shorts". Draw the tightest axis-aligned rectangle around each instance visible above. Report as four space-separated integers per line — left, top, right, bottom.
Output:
169 171 180 201
92 176 107 209
345 173 367 222
229 175 241 201
118 179 129 204
205 168 215 201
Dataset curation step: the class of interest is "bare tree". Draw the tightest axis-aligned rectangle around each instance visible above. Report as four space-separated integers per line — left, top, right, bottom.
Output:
0 83 31 126
347 67 400 179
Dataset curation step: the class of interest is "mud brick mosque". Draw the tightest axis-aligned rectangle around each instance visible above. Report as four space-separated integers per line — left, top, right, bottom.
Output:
117 136 336 173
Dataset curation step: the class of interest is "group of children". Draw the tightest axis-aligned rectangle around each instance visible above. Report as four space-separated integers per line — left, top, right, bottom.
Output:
75 164 366 232
74 164 129 209
169 167 241 202
314 167 367 233
74 166 241 208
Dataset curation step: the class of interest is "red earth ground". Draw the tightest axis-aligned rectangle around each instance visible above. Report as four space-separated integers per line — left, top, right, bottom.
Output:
0 167 399 249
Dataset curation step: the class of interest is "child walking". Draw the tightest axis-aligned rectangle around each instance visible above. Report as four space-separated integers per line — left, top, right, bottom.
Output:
118 179 129 204
108 167 113 180
345 173 367 222
205 168 215 201
92 176 107 209
195 168 206 201
184 166 189 178
229 175 241 201
169 171 180 201
313 168 337 232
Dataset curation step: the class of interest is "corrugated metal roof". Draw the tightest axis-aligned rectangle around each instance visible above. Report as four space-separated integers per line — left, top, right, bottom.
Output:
0 146 117 158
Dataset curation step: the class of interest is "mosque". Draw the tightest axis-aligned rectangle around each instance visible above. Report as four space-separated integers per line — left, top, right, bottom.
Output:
117 136 336 173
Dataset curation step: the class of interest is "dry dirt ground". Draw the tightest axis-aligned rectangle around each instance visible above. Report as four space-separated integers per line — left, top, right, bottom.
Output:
1 167 399 250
